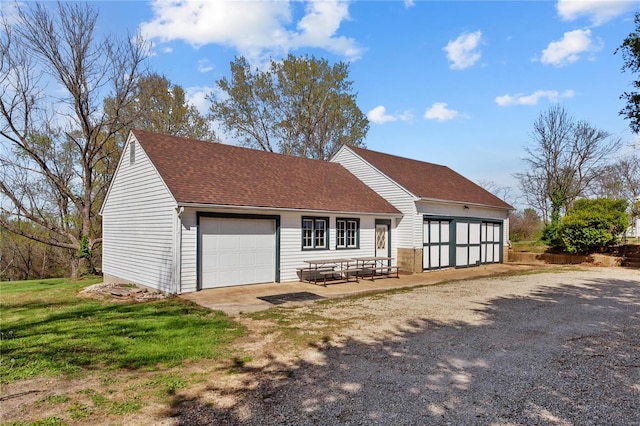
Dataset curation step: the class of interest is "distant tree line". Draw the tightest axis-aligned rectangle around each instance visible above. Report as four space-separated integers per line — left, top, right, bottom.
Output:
0 2 369 280
1 3 637 280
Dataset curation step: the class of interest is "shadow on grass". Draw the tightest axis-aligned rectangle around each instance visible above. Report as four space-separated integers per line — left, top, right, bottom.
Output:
1 297 245 381
168 276 640 425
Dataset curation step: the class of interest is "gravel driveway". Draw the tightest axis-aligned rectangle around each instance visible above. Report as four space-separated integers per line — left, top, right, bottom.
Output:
175 267 640 426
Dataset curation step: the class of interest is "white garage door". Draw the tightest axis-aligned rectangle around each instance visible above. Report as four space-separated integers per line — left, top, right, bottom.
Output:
200 218 276 289
423 219 451 270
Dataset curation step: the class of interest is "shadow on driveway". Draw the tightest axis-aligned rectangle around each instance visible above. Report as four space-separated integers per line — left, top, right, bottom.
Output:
171 274 640 425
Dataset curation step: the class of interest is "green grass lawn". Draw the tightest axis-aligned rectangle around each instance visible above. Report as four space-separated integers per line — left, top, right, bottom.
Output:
0 277 246 384
510 240 550 252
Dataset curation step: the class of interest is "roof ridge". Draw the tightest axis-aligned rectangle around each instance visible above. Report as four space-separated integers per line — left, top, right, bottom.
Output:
132 129 338 166
130 130 400 214
348 145 512 210
350 145 449 169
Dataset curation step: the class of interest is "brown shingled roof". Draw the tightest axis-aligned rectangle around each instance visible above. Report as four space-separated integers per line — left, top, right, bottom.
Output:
132 130 399 215
349 146 513 210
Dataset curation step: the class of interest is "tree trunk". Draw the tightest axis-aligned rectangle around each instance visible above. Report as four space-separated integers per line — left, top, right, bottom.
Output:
69 252 79 279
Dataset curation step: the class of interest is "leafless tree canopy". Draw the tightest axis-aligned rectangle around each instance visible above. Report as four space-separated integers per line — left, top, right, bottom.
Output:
591 154 640 203
0 2 148 276
515 105 622 223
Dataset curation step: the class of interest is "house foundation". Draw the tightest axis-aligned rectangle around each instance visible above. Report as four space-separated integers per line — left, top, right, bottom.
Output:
397 247 423 273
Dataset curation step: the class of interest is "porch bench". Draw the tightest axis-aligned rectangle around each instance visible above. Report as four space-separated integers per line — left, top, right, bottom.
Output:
318 267 362 285
366 265 399 280
297 266 335 283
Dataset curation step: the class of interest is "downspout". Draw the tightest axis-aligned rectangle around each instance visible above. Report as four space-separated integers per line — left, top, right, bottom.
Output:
174 206 185 294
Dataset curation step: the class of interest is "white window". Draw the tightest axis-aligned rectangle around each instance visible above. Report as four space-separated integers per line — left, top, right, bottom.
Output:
336 218 359 249
302 217 329 250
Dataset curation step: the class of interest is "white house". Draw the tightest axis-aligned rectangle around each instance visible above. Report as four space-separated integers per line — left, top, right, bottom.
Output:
101 131 513 293
100 130 401 293
331 146 513 273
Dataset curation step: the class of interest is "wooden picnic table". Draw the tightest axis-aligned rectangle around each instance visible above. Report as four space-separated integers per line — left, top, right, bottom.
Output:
301 258 358 285
352 256 399 280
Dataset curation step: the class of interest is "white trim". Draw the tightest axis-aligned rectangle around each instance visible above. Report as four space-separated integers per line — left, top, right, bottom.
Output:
418 197 512 212
175 202 402 218
418 197 512 211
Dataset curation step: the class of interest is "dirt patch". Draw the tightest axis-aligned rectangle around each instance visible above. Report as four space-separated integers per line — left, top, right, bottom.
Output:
79 282 167 302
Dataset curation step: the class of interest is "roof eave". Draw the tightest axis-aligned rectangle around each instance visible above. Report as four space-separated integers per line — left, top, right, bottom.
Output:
176 202 403 217
417 197 513 211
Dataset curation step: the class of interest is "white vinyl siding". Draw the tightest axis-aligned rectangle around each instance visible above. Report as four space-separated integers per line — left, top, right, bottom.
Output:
332 148 415 249
179 209 198 293
178 208 387 289
102 138 177 292
280 213 382 282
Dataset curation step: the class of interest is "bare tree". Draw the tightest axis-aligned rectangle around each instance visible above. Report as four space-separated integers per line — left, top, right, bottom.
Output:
509 208 544 242
515 105 621 225
477 179 516 206
592 154 640 201
0 2 148 276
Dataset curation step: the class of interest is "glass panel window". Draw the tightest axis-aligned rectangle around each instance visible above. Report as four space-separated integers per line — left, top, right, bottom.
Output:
314 220 325 247
302 219 314 249
347 220 357 247
302 217 328 250
336 220 346 248
336 218 359 249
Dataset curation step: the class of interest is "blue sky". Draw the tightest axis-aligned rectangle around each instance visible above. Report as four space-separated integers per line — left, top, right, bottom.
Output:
17 1 640 206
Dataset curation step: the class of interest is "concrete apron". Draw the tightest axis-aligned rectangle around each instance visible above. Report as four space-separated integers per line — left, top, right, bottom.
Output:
180 264 551 315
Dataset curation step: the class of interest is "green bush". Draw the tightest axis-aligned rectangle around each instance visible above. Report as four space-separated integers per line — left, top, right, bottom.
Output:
541 222 561 246
554 198 628 254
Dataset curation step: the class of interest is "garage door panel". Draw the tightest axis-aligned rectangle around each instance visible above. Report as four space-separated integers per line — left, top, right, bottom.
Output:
201 218 275 288
485 244 493 262
440 245 450 267
456 222 468 244
469 245 480 265
470 223 480 244
441 222 450 242
424 220 452 270
456 246 468 266
429 222 440 243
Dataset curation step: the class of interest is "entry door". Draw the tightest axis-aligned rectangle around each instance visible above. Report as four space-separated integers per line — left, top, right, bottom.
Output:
423 220 451 270
375 223 389 258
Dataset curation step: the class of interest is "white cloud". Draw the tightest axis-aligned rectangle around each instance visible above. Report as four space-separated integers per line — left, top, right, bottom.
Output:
495 89 575 106
197 59 214 73
540 29 602 66
367 106 413 124
404 0 416 8
424 103 459 121
140 0 362 61
186 86 215 115
556 0 636 26
443 31 483 70
367 106 396 124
